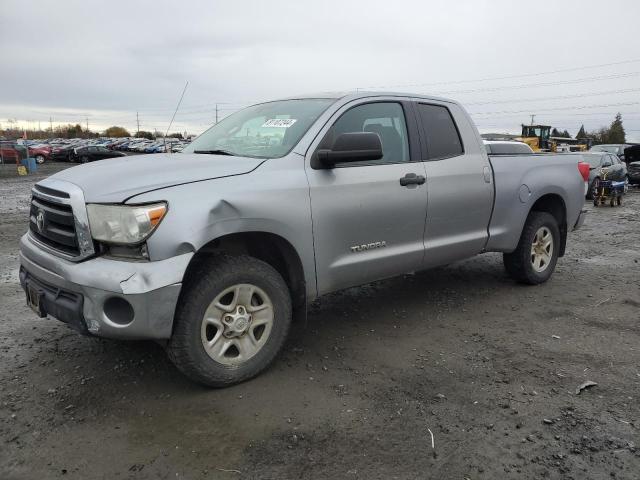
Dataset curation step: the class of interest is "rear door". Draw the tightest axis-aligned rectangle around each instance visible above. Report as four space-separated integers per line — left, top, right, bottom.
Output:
98 146 112 159
86 146 98 161
306 100 428 295
414 102 494 267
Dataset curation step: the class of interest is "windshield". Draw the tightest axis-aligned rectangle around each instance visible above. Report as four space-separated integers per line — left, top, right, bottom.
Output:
590 145 619 154
183 99 335 158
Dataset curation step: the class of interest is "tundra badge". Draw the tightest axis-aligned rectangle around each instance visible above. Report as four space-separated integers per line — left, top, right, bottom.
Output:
350 241 386 253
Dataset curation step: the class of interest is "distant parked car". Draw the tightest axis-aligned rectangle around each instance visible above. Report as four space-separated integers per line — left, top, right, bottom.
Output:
72 145 127 163
627 162 640 185
27 144 51 164
625 145 640 185
0 141 20 163
152 144 168 153
171 143 186 153
484 140 534 155
144 142 163 153
582 152 628 198
590 144 631 162
50 144 75 161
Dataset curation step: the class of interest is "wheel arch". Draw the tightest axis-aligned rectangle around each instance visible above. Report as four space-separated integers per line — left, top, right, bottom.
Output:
528 193 567 256
182 231 307 311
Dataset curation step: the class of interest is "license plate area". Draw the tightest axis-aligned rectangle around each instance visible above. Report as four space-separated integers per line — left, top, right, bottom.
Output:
26 283 46 317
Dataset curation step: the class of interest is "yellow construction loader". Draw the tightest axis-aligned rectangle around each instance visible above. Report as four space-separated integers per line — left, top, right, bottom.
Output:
517 124 589 152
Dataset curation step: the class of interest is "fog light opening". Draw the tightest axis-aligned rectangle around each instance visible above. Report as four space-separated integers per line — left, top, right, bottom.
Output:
103 297 135 326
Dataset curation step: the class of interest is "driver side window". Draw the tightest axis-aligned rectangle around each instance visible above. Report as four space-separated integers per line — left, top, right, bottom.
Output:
319 102 410 166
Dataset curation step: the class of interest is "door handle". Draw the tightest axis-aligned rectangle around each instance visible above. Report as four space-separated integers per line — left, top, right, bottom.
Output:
483 166 492 183
399 173 426 186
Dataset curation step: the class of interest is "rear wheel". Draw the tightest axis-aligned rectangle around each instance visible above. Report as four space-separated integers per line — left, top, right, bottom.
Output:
35 154 45 164
503 212 560 285
168 255 292 387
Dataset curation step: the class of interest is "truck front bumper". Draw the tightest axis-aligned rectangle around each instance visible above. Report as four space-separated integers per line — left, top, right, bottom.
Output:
19 233 193 340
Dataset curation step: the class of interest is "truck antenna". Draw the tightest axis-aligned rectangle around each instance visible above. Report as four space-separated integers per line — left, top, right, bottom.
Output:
164 81 189 152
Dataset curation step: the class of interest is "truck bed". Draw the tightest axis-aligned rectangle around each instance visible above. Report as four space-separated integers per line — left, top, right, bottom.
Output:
485 153 585 253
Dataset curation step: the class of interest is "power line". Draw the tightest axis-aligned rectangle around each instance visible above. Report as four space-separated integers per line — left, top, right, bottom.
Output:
359 58 640 90
465 87 640 106
164 81 189 139
471 101 640 116
429 72 640 96
473 111 640 121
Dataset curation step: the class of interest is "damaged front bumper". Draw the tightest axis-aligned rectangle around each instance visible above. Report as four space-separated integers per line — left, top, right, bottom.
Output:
19 233 192 339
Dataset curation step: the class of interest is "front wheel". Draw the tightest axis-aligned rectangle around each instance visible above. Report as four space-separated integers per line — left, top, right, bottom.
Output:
35 154 45 164
503 212 560 285
168 255 292 387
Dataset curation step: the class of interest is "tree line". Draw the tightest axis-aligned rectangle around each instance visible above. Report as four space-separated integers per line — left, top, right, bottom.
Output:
1 123 185 140
575 113 626 144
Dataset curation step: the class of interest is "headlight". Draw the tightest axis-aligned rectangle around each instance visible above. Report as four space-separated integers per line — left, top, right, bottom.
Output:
87 202 167 245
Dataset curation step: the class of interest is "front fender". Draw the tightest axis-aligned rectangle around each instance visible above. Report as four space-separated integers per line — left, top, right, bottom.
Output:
129 156 317 298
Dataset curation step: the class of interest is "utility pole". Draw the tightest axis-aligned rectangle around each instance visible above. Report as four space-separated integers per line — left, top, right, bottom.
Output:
530 114 535 125
136 111 140 134
215 104 219 124
38 121 41 132
49 117 53 135
86 117 89 133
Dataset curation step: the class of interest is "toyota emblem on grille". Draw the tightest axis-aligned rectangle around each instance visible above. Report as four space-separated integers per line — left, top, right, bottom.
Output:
36 210 45 233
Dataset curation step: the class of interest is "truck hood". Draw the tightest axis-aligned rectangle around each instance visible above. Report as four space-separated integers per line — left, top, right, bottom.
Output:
49 153 265 203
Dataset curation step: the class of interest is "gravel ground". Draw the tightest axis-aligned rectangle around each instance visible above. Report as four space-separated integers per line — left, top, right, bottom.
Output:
1 163 639 479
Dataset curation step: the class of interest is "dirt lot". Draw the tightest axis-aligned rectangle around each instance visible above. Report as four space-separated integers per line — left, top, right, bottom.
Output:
1 162 639 480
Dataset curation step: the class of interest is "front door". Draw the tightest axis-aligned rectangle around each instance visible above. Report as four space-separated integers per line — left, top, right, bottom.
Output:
306 101 428 295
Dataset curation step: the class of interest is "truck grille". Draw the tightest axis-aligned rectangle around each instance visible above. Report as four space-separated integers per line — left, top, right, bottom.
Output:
29 195 80 256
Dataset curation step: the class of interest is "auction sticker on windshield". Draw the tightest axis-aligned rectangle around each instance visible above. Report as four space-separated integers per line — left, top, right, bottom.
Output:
261 119 297 128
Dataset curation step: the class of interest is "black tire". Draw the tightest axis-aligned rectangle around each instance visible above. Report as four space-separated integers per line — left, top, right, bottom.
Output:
35 154 45 164
167 254 292 387
80 156 89 164
503 211 560 285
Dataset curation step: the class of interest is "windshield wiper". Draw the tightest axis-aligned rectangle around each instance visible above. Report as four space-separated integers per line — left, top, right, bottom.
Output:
193 149 236 156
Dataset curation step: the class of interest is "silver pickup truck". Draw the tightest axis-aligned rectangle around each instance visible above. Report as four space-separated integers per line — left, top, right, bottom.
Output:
19 92 587 386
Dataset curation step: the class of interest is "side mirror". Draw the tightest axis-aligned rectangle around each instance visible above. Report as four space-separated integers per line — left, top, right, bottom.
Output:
314 132 383 169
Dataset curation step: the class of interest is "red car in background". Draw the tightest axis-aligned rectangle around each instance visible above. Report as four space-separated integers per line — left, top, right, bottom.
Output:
0 142 50 164
27 144 51 164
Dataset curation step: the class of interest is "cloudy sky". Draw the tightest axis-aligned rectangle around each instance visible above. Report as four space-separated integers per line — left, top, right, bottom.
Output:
2 0 639 140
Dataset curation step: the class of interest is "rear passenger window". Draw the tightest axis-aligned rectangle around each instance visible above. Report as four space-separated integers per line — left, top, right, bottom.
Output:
416 103 463 160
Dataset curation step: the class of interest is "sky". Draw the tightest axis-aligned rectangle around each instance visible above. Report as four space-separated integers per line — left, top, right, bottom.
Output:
1 0 639 141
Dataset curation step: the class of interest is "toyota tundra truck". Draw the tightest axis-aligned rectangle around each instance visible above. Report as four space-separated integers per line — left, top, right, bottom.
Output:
19 92 588 387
